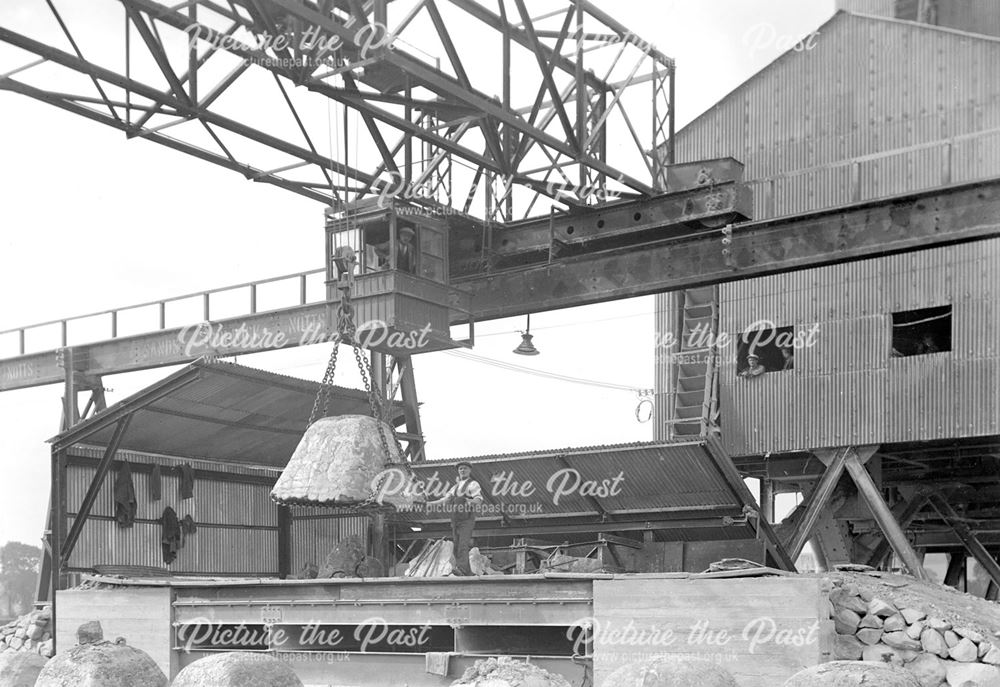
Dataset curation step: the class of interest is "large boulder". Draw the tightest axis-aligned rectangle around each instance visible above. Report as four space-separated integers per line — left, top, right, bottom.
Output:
600 657 738 687
945 662 1000 687
0 650 49 687
171 652 303 687
905 653 947 687
35 640 167 687
318 534 366 578
783 661 920 687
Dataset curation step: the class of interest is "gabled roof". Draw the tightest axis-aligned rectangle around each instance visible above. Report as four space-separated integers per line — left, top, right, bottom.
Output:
50 358 404 468
666 10 1000 151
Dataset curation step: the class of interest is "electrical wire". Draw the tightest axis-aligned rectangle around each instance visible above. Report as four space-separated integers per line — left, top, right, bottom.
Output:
444 349 651 394
262 345 652 395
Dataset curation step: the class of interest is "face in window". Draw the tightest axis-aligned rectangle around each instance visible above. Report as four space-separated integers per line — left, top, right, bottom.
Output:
780 346 794 368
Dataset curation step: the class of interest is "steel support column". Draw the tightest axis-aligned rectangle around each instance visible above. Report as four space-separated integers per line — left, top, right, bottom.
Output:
864 490 931 568
845 450 929 581
759 479 775 524
930 493 1000 589
704 435 796 571
943 548 966 588
396 356 424 461
786 448 850 561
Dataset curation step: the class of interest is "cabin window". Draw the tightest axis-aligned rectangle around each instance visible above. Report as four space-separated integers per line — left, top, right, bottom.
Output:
736 325 795 377
891 305 951 357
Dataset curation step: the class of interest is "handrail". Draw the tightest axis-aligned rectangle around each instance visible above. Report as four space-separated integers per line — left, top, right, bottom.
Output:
0 267 326 355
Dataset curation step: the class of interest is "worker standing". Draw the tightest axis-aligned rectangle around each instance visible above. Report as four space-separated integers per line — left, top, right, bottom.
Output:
430 462 484 576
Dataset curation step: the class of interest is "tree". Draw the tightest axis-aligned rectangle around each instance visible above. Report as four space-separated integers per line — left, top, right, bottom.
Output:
0 541 41 617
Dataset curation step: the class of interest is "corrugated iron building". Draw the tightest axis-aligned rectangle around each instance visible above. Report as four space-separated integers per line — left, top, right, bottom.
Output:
716 239 999 455
654 10 1000 455
51 360 379 578
838 0 1000 38
64 446 282 575
63 445 369 576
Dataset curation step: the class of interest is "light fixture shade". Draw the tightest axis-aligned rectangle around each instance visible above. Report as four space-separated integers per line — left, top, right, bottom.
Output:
513 332 540 356
272 415 406 506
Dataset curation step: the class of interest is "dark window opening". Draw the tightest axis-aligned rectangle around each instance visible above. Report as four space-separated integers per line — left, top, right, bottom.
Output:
736 325 795 377
891 305 951 357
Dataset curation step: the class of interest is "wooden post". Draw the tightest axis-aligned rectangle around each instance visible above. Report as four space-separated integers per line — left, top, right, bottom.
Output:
61 417 131 563
49 449 67 653
277 506 292 579
514 537 527 575
370 512 390 577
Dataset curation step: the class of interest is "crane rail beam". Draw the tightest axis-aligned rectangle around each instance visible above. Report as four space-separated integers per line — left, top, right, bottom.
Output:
1 178 998 391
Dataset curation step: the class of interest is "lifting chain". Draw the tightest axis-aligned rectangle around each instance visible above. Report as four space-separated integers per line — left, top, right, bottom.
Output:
307 270 412 495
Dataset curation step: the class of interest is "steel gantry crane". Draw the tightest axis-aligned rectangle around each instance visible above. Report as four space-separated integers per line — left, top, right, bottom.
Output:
2 0 1000 605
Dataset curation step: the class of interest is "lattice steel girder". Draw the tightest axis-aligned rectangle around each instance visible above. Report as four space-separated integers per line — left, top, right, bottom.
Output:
0 0 671 216
2 178 998 391
263 0 655 193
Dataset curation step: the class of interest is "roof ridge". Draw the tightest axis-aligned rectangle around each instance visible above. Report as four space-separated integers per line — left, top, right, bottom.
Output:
844 10 1000 42
666 10 1000 148
431 438 701 463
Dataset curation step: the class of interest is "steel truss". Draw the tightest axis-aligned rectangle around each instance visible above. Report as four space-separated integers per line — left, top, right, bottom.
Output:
0 0 673 220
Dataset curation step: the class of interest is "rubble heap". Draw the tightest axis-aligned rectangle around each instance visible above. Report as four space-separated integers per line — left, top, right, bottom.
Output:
451 657 572 687
825 571 1000 687
0 608 53 658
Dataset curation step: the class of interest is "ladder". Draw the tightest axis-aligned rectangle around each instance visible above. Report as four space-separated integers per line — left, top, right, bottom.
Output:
666 285 721 438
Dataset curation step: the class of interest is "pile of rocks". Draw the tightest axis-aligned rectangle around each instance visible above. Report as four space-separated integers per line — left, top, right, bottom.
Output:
451 656 572 687
0 608 54 658
829 580 1000 686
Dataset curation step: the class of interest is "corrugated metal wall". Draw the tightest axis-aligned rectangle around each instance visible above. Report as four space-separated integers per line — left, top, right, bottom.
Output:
715 240 999 455
666 14 1000 200
653 291 681 437
63 447 369 576
289 507 369 572
653 12 1000 445
64 448 280 574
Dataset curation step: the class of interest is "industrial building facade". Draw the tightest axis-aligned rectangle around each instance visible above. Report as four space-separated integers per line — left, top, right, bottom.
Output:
655 10 1000 450
653 7 1000 577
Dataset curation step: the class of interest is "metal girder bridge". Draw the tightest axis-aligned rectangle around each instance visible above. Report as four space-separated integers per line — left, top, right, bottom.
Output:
0 0 673 221
2 176 998 390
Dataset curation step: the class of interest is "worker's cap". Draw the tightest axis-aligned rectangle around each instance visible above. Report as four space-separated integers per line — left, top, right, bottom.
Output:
455 461 473 470
399 225 415 236
747 352 760 360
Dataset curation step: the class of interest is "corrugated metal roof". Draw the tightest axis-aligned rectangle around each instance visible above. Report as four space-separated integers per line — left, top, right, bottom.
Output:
49 359 404 468
392 442 757 542
437 439 697 463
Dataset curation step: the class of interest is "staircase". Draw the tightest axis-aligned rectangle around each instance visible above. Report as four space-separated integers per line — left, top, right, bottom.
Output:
666 285 721 438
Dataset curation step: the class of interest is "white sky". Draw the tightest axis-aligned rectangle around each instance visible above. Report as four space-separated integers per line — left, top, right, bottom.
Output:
0 0 834 546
